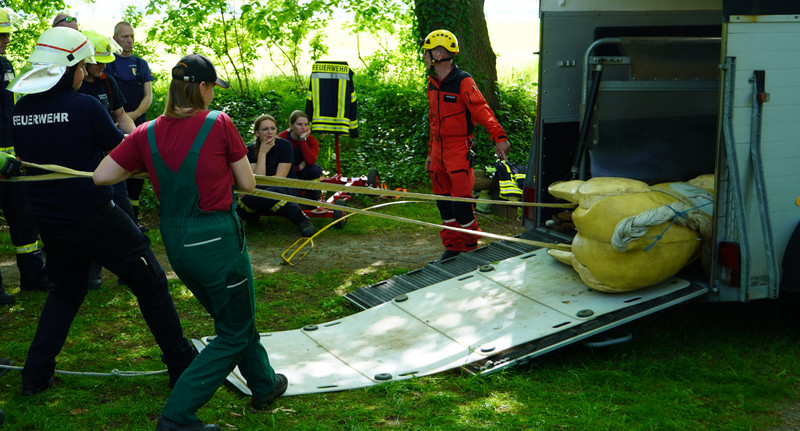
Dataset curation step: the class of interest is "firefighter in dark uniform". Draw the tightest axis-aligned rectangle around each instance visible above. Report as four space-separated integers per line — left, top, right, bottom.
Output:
80 29 136 290
108 21 154 228
421 29 511 260
9 27 195 397
0 9 51 306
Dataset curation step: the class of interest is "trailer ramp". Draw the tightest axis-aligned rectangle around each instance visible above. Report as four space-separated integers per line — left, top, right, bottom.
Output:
344 227 572 309
193 250 706 396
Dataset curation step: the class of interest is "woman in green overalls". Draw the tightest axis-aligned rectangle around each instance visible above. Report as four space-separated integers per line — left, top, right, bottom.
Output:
94 54 287 431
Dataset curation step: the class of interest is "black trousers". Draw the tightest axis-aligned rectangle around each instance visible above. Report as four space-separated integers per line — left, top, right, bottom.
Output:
238 186 305 224
0 182 47 285
21 202 195 388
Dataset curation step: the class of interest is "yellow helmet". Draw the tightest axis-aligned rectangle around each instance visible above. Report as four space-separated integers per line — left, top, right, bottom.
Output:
421 29 459 54
82 29 121 63
0 8 21 34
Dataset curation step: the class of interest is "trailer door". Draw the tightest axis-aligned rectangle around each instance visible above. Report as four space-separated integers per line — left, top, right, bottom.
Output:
713 4 800 301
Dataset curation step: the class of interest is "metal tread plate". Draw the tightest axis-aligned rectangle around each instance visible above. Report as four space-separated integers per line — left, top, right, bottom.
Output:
343 227 570 309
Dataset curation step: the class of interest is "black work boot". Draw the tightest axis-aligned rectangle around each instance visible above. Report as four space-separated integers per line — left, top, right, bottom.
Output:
21 376 54 396
252 374 288 410
17 251 53 292
296 219 317 237
88 262 103 290
439 249 461 261
289 212 317 237
0 357 14 377
0 287 14 305
155 416 220 431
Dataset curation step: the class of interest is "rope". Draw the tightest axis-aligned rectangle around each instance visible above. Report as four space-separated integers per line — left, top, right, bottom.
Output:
256 175 574 208
254 189 572 252
0 362 166 378
5 161 577 209
611 201 712 252
3 160 574 252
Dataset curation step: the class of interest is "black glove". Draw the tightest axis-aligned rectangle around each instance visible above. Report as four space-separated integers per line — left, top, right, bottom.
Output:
0 152 23 179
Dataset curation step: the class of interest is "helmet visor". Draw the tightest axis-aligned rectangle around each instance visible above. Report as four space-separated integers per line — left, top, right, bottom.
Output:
7 62 68 94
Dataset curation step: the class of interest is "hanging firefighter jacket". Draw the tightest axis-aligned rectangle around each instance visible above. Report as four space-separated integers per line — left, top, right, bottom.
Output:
496 160 526 201
305 61 358 137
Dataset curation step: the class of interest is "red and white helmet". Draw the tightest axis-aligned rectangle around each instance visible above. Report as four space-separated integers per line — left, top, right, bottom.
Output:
8 27 95 94
28 27 95 67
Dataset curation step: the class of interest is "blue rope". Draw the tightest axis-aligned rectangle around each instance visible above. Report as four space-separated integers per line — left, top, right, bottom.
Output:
643 202 712 252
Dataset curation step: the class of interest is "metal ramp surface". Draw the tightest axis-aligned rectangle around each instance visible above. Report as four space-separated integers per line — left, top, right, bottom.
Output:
343 227 571 309
192 251 705 396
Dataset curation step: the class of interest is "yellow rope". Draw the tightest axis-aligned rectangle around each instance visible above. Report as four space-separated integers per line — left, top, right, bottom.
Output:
7 162 576 209
256 175 576 208
5 161 574 260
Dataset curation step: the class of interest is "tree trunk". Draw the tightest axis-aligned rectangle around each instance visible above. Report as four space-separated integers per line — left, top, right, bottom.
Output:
415 0 499 110
458 0 499 109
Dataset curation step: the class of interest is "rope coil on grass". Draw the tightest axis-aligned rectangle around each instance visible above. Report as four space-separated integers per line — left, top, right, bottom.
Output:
0 362 166 377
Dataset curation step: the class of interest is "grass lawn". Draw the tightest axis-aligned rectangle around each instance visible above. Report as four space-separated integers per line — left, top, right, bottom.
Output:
1 199 799 430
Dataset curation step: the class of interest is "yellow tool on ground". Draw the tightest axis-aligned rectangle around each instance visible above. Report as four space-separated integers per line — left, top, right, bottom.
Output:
281 200 428 266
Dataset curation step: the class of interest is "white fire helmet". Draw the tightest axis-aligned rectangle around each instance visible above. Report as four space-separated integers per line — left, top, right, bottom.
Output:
29 27 95 67
8 27 95 94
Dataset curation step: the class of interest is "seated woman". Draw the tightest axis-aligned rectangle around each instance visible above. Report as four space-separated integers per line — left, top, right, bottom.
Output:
277 110 322 201
238 114 317 237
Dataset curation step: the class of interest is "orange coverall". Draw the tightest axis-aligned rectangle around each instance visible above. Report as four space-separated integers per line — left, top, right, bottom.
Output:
427 65 507 252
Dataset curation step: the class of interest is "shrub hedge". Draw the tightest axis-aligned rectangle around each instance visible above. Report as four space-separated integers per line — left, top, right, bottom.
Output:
141 66 536 215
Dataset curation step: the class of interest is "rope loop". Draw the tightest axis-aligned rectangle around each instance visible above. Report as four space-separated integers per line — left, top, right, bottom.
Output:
612 201 712 252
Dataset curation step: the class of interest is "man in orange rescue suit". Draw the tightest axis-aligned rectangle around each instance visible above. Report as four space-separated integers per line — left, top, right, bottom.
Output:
421 29 510 261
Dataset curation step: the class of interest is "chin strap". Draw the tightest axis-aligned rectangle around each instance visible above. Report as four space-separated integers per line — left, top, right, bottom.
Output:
428 55 454 76
430 55 453 65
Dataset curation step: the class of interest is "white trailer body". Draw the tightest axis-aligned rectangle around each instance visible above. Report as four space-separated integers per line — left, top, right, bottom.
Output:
338 0 800 379
525 0 800 303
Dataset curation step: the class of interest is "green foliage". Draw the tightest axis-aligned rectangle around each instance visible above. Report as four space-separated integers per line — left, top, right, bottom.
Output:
341 0 411 36
211 89 286 143
239 0 334 87
414 0 469 41
146 0 258 92
472 76 536 169
338 69 429 187
1 1 67 67
141 65 534 202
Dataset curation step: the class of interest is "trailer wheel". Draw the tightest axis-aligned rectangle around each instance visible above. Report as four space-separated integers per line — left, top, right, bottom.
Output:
781 220 800 294
332 199 348 229
367 168 379 188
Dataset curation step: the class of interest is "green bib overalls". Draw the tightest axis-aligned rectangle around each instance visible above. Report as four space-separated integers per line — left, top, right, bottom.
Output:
150 111 278 424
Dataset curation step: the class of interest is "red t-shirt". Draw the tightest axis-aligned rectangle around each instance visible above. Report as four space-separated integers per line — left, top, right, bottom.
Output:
110 110 249 212
277 129 319 166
